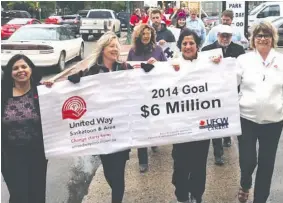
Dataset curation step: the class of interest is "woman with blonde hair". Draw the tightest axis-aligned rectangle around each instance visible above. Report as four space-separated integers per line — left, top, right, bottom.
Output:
236 21 283 203
127 24 167 173
44 32 133 203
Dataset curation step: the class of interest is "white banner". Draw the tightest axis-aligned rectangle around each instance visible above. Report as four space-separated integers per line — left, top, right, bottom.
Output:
168 27 181 43
38 57 241 158
159 42 178 60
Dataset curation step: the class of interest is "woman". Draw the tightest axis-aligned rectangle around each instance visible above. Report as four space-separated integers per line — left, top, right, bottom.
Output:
174 12 187 31
129 8 142 31
127 24 167 173
169 28 213 203
45 32 133 203
236 21 283 203
186 9 206 46
1 54 48 203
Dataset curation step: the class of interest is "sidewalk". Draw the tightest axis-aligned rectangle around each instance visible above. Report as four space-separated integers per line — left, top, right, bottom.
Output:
82 137 242 203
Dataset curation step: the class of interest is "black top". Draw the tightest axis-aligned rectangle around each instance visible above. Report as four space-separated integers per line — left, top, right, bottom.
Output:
2 90 42 147
202 41 245 58
156 24 176 43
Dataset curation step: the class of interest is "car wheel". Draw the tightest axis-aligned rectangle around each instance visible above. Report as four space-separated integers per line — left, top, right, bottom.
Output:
82 34 88 41
56 52 66 73
76 43 84 61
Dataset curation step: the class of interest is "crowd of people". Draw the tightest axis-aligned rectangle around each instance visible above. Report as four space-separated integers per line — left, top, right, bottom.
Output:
1 6 283 203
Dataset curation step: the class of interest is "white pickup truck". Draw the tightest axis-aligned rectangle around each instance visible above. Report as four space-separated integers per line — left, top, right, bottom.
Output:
80 9 121 41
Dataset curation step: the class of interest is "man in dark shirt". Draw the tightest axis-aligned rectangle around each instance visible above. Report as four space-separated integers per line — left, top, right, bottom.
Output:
202 24 245 166
150 9 175 45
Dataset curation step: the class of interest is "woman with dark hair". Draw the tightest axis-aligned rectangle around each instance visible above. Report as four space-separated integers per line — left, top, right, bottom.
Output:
127 23 167 173
1 54 48 203
171 28 218 203
175 12 187 30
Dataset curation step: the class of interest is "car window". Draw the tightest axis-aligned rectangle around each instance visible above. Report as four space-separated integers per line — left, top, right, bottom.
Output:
7 18 30 24
9 27 58 41
32 20 40 24
65 27 75 39
88 11 112 19
22 12 31 18
78 10 89 18
249 4 265 15
58 27 71 40
62 16 76 20
259 5 280 18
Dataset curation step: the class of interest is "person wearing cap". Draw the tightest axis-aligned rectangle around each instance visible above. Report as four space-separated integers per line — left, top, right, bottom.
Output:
174 12 187 31
186 8 206 46
150 9 176 46
202 24 245 166
203 10 249 49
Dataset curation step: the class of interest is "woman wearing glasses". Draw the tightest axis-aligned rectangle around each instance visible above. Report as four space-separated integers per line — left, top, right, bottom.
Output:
236 21 283 203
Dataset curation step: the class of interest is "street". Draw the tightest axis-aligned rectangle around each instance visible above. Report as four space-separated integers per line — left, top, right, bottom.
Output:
2 45 283 203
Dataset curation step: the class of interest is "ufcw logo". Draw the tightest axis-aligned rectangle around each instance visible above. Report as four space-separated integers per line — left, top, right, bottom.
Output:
62 96 87 120
199 117 229 131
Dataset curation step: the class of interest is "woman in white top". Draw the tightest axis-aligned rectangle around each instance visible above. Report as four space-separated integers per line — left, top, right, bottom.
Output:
171 28 213 203
237 21 283 203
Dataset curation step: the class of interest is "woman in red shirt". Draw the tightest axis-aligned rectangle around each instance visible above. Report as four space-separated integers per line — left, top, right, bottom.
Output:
129 8 141 30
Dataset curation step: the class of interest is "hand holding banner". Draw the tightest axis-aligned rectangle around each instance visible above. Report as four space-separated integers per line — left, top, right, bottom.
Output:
38 57 241 158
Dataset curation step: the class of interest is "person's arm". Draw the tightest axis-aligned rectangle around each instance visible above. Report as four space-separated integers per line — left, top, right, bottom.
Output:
127 49 133 61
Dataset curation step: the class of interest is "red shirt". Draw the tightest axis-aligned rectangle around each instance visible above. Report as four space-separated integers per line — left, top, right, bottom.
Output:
130 14 141 26
142 15 149 24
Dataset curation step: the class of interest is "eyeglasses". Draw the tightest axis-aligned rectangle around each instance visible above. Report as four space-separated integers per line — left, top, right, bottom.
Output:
220 33 232 38
255 34 272 39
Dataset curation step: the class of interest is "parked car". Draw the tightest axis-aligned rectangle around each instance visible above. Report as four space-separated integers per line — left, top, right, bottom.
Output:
1 24 84 72
1 18 41 40
60 14 82 34
272 17 283 46
248 1 283 27
44 16 63 24
78 10 90 18
1 10 31 26
80 9 121 41
248 16 283 46
117 11 130 30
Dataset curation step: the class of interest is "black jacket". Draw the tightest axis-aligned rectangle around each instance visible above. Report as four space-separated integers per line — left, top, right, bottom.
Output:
202 41 245 58
156 24 176 43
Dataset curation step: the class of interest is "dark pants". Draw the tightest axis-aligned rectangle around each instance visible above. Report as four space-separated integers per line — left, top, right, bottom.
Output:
100 150 129 203
2 147 47 203
172 140 210 202
138 148 148 165
238 118 283 203
212 137 231 157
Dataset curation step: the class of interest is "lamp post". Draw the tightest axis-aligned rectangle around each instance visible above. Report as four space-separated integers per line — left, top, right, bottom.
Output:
126 1 131 45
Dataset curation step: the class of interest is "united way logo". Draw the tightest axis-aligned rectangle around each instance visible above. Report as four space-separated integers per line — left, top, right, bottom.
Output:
62 96 87 120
